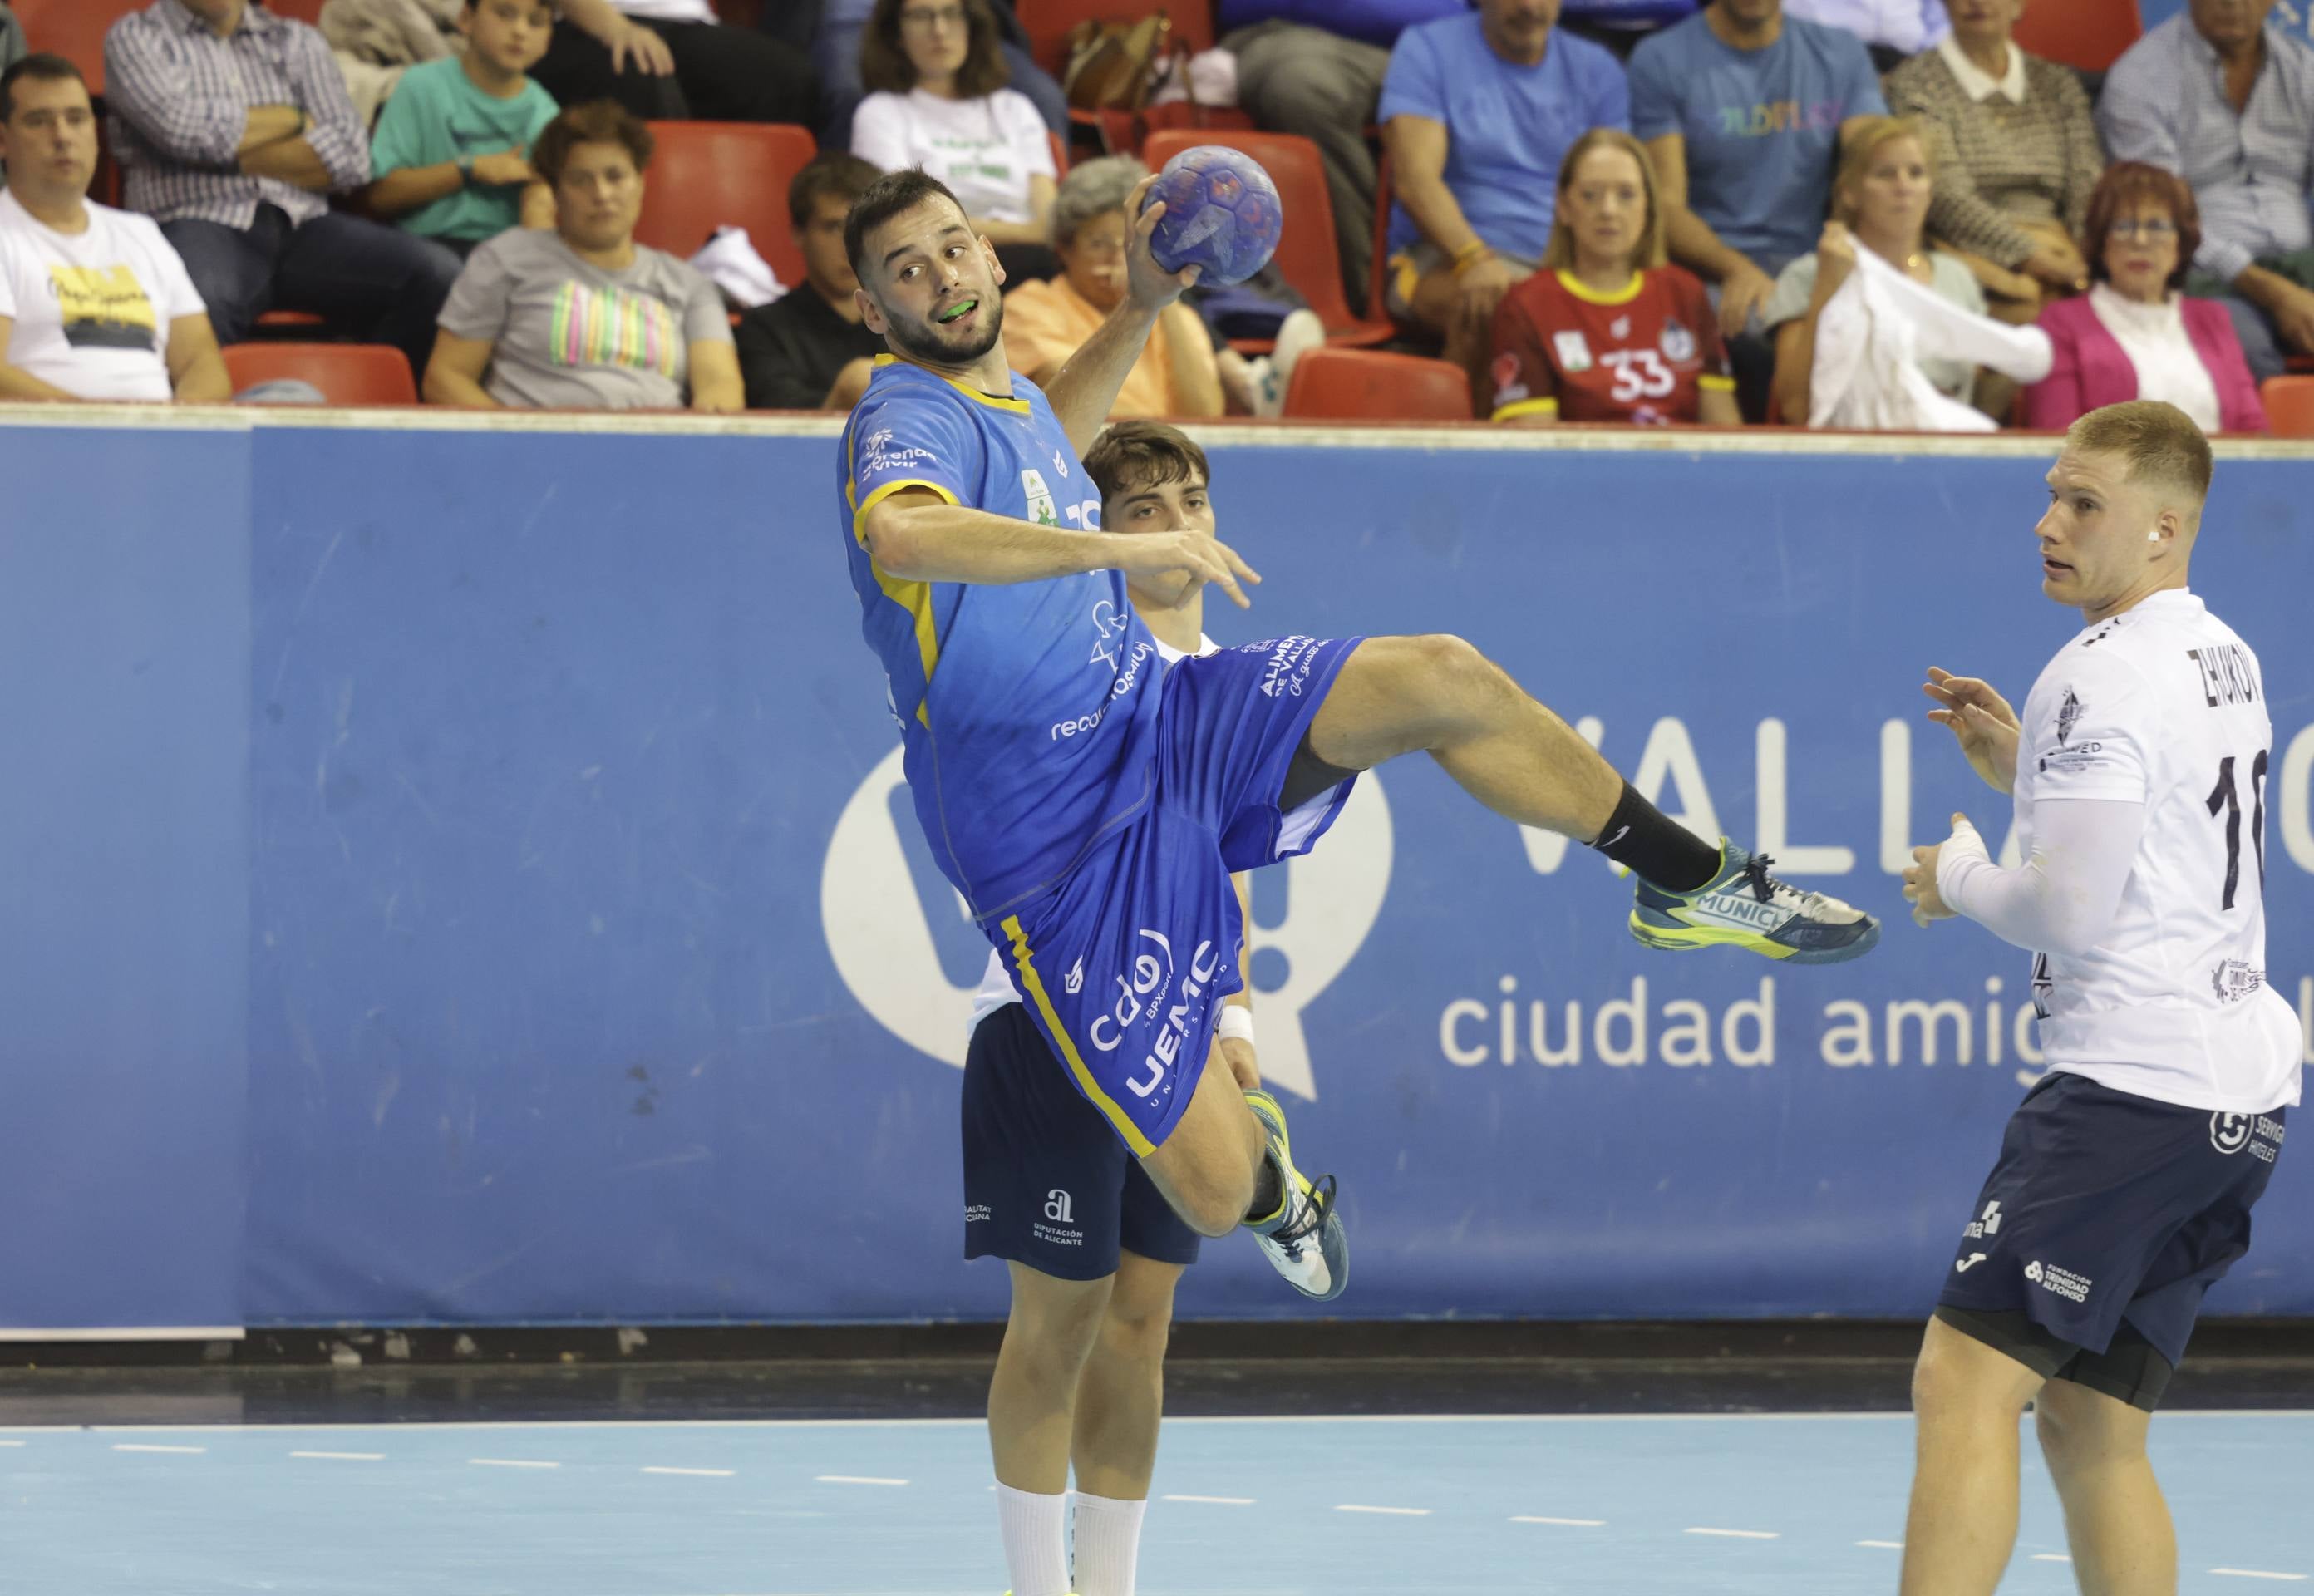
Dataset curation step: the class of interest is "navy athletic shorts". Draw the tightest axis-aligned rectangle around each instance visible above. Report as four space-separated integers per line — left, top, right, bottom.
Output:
962 1002 1203 1283
1937 1071 2285 1379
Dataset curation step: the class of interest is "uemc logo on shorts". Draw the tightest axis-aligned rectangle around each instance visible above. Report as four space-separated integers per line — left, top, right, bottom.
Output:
1088 929 1222 1099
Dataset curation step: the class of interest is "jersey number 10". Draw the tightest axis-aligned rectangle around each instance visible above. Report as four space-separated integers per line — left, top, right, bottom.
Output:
2205 749 2270 911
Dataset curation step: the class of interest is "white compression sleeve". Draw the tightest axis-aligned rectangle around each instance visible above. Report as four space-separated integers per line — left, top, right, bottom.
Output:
1936 800 2146 958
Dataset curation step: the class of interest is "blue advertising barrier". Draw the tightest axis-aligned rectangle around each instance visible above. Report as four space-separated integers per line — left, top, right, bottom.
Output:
2 415 2308 1331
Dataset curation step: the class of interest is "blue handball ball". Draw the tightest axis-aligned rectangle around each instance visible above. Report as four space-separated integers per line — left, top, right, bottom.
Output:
1141 145 1283 287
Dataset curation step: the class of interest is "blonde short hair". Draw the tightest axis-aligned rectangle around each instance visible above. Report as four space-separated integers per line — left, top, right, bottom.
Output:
2066 401 2214 503
1540 129 1667 273
1832 116 1935 227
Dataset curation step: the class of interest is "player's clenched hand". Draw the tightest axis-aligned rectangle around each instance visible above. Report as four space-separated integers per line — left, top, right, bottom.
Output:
1107 529 1261 608
1123 175 1203 313
1219 1036 1261 1091
1903 823 1962 929
1923 667 2021 794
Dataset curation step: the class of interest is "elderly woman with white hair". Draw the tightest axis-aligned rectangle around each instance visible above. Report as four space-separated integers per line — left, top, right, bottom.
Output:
1001 155 1315 418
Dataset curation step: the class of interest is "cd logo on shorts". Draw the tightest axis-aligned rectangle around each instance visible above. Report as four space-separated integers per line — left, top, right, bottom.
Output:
2211 1112 2254 1155
820 745 1394 1096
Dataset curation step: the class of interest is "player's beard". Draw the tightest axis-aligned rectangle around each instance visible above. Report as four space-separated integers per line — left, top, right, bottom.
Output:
885 292 1005 368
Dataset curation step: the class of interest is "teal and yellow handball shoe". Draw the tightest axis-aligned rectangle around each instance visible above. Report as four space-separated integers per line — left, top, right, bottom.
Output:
1630 841 1880 964
1241 1089 1348 1302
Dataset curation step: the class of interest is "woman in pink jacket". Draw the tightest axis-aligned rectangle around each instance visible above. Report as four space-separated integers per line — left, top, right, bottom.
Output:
2023 163 2266 433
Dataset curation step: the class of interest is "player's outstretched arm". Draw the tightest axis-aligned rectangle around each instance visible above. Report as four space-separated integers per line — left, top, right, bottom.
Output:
864 487 1258 607
1042 175 1202 456
1923 667 2021 795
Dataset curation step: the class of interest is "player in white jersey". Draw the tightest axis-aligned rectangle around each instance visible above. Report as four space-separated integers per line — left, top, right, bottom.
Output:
1898 401 2298 1596
959 423 1316 1596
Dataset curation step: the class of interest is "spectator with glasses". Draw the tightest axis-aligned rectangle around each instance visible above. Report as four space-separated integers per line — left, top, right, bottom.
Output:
852 0 1057 283
2024 162 2266 434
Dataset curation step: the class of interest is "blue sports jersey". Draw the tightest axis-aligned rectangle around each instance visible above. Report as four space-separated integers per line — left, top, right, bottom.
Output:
839 358 1166 924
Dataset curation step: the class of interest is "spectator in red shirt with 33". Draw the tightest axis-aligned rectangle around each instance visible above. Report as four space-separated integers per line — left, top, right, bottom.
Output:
1489 128 1739 426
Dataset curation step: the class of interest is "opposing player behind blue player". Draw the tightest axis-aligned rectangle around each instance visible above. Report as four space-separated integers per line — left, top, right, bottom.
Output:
963 421 1278 1596
1899 401 2299 1596
835 162 1878 1540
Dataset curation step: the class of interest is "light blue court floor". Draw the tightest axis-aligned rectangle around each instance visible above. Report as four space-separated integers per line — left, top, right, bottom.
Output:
4 1413 2310 1594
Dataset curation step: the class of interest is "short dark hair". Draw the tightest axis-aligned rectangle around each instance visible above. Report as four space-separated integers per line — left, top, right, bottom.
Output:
859 0 1010 98
844 167 971 278
531 100 653 190
0 54 89 122
790 150 883 229
1085 421 1211 506
2084 161 2201 293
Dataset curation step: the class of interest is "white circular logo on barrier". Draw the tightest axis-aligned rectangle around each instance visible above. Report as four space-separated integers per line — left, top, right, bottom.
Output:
820 745 1393 1098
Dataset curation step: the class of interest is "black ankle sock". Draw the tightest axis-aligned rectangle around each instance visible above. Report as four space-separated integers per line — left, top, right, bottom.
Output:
1589 781 1721 892
1245 1154 1284 1224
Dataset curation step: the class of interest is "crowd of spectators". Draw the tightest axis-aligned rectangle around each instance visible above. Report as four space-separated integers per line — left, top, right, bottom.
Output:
0 0 2310 432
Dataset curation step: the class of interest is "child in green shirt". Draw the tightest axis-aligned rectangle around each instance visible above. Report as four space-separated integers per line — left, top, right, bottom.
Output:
367 0 559 254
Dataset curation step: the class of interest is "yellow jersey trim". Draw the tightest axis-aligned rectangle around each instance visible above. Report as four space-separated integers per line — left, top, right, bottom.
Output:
872 352 1030 414
1492 397 1560 423
1002 914 1157 1159
1698 373 1737 392
1553 268 1646 307
845 433 957 728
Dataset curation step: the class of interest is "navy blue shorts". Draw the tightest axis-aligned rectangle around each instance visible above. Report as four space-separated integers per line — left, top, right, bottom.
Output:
1937 1071 2286 1371
963 1002 1202 1281
992 636 1363 1155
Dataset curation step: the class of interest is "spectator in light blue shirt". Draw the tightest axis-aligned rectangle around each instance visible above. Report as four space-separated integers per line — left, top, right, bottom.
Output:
2099 0 2314 384
1627 0 1884 416
1380 0 1628 381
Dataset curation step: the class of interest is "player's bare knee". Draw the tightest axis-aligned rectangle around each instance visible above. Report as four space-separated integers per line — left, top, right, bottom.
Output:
1100 1297 1176 1364
1007 1271 1114 1365
1911 1326 2024 1425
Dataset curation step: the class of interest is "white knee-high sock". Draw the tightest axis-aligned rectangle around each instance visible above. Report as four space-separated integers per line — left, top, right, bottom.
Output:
997 1483 1071 1596
1070 1491 1148 1596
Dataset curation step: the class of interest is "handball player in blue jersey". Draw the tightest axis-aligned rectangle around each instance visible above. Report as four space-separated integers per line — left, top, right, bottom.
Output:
834 165 1881 1308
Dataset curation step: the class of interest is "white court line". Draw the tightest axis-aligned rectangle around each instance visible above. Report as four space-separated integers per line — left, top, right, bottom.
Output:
643 1467 736 1478
1336 1504 1430 1516
289 1451 383 1462
1163 1494 1255 1505
469 1458 560 1470
16 1408 2310 1435
815 1475 908 1487
1859 1540 1905 1549
2031 1554 2074 1564
2212 1572 2311 1582
111 1444 205 1455
1685 1527 1779 1540
0 1440 24 1448
1511 1515 1606 1527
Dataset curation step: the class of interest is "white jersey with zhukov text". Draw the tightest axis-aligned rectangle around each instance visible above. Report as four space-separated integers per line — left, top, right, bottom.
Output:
2015 589 2300 1114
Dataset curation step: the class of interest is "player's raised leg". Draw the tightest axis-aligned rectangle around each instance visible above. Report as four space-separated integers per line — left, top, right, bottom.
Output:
1067 1248 1184 1596
2035 1377 2176 1595
1299 633 1881 962
1899 1315 2046 1595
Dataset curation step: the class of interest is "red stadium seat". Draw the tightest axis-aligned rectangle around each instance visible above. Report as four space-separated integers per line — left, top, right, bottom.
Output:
1369 152 1396 324
1283 347 1473 421
2011 0 2140 74
1140 128 1393 347
635 121 818 289
263 0 330 22
13 0 142 96
1018 0 1216 83
222 342 419 406
2261 376 2314 439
